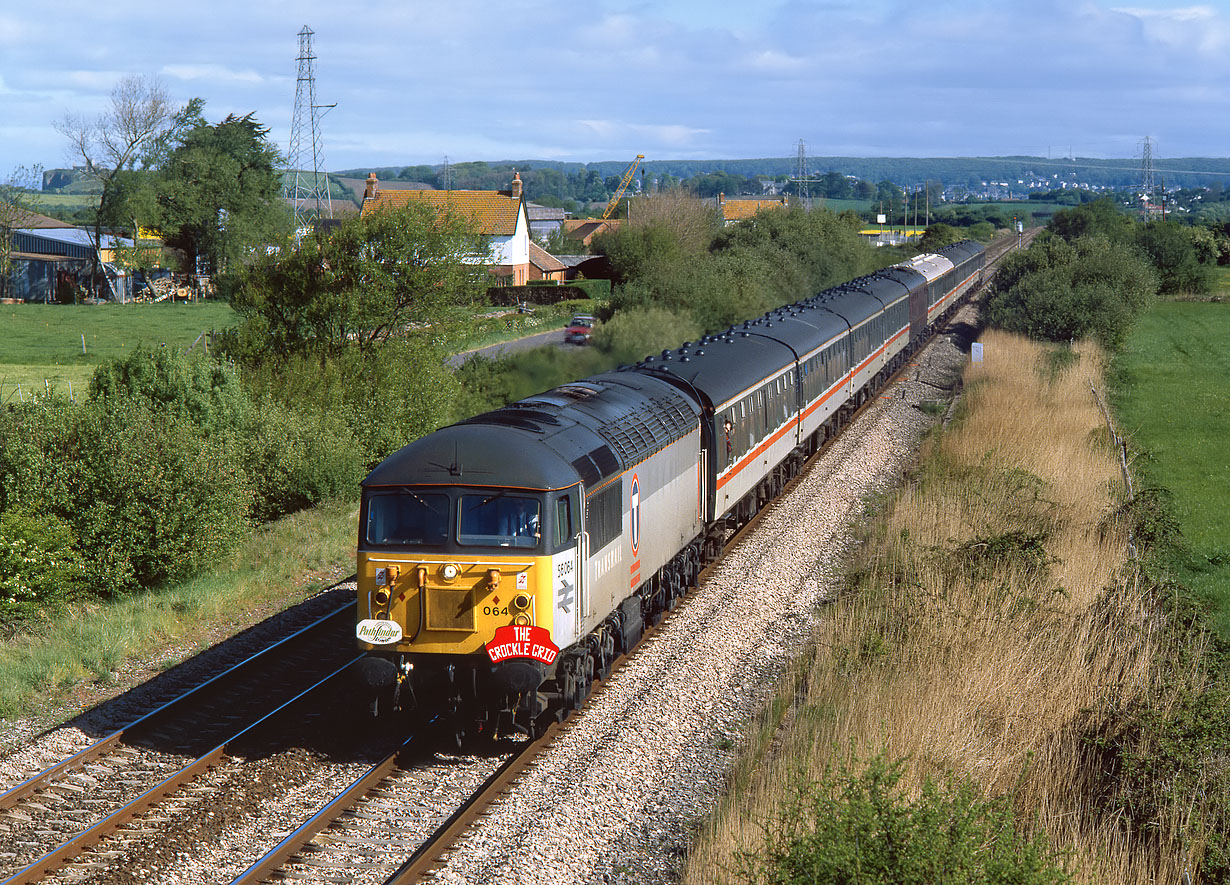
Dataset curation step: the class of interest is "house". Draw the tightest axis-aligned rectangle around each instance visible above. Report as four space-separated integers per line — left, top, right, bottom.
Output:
526 204 567 241
717 193 789 225
361 172 533 285
528 241 567 282
561 218 621 246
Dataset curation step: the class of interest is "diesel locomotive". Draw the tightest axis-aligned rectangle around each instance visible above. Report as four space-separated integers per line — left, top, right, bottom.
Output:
355 240 985 739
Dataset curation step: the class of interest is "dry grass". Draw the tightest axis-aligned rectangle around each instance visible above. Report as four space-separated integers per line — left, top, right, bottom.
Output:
685 330 1207 884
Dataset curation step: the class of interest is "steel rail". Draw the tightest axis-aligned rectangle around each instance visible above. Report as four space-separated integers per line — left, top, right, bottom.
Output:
2 655 364 885
230 744 407 885
222 236 1033 885
383 723 563 885
371 237 1030 884
0 596 355 813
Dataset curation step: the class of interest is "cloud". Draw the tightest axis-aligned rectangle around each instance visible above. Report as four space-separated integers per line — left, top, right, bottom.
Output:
0 14 31 46
161 63 267 85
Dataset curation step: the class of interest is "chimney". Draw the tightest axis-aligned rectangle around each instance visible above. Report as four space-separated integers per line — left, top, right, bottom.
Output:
511 171 523 200
718 192 725 206
364 172 378 201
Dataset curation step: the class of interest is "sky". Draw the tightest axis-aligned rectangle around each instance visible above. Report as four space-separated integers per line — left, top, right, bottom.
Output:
2 0 1229 179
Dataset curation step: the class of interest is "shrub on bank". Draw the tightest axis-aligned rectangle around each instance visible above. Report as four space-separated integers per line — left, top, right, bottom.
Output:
984 235 1157 348
0 396 252 599
741 751 1069 885
0 510 88 625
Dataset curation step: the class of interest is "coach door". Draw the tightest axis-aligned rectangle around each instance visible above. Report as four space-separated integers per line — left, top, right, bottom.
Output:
576 492 588 636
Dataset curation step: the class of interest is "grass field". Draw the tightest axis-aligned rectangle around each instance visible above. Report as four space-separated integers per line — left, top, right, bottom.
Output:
1110 300 1230 634
1206 264 1230 296
0 300 239 401
29 193 98 213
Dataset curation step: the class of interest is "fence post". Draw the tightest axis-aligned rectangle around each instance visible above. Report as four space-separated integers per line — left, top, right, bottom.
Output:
1089 380 1136 559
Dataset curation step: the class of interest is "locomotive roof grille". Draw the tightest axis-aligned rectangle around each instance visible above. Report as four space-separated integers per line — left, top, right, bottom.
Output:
597 395 696 464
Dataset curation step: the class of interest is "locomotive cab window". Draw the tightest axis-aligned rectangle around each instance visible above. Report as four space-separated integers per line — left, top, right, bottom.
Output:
458 493 542 549
365 490 449 547
554 495 573 550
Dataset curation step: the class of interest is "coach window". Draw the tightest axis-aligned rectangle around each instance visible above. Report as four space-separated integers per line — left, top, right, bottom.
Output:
722 411 735 469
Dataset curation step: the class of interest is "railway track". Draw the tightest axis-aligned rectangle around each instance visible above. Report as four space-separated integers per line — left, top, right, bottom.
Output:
0 233 1033 885
0 598 365 884
206 233 1035 885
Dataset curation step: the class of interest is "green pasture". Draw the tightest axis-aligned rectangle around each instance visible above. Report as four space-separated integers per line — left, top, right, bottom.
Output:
1110 300 1230 634
1206 265 1230 297
820 198 874 214
30 193 98 213
0 300 238 402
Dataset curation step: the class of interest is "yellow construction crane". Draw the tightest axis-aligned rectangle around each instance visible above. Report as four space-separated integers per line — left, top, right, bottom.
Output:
601 154 645 220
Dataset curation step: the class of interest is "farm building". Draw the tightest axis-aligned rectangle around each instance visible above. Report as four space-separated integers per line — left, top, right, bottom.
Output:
4 209 143 302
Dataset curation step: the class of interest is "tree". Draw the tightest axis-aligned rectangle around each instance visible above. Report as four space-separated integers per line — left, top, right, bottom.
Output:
1047 198 1132 243
917 223 962 253
876 180 904 218
0 166 42 300
54 75 173 296
1134 220 1211 295
224 201 488 362
154 111 291 276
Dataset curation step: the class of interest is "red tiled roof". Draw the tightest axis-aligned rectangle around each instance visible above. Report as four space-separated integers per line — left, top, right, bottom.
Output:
528 241 566 272
364 189 522 236
721 199 788 221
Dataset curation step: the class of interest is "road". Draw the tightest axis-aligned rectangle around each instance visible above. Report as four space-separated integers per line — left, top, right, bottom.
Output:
447 326 573 368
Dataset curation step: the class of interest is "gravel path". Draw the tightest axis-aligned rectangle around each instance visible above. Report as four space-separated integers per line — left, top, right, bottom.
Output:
424 316 976 885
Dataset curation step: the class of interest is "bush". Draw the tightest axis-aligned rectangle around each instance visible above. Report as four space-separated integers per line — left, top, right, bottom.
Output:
244 336 459 470
451 346 618 418
0 510 88 624
984 236 1157 349
89 344 250 435
590 305 703 365
240 397 366 523
1134 221 1212 296
601 204 879 335
741 751 1069 885
0 397 252 596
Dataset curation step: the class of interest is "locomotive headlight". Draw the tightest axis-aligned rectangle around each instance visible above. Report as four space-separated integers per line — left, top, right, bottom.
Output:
374 586 391 607
440 563 460 582
513 613 532 626
512 593 531 611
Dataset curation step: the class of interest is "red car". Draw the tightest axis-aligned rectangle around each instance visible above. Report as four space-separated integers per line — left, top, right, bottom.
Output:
564 314 596 345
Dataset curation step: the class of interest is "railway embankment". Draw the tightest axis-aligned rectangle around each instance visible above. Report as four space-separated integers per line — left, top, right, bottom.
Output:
685 328 1221 884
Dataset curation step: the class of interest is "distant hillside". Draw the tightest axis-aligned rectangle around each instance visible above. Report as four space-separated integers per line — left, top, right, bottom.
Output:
339 156 1230 191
